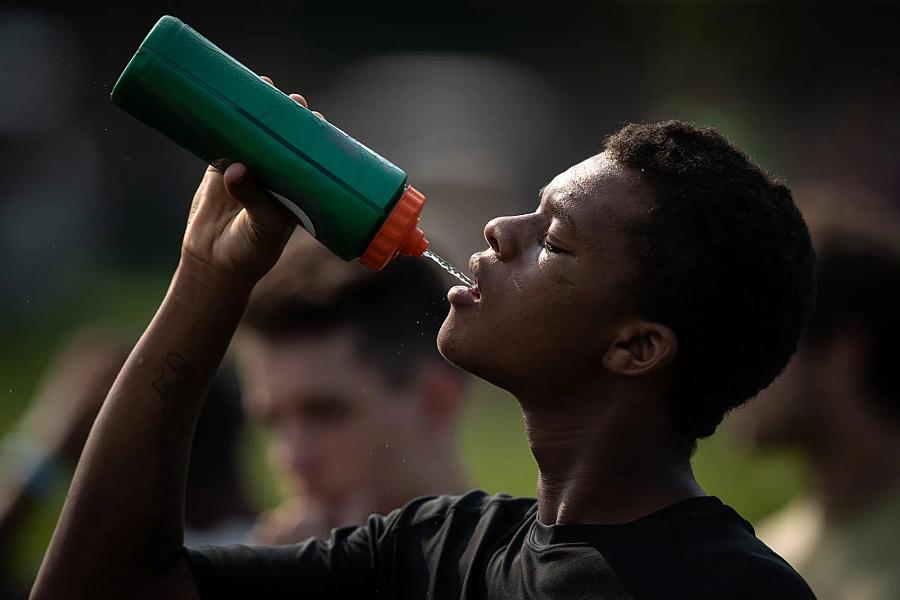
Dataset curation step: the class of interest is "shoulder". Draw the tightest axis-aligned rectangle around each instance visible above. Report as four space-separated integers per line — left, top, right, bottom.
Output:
704 544 815 599
672 498 816 599
388 489 537 529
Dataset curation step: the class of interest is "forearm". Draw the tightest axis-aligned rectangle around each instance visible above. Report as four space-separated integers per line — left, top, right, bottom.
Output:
32 259 254 599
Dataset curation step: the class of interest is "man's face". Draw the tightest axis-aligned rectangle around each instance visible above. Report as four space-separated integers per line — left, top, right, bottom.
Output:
437 152 652 394
237 330 420 505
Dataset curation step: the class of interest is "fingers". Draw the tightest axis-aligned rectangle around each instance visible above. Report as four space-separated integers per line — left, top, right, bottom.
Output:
222 162 255 202
288 93 309 109
261 74 323 119
222 162 288 229
289 92 324 120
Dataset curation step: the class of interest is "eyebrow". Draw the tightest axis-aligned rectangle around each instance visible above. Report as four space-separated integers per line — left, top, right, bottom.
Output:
539 186 577 233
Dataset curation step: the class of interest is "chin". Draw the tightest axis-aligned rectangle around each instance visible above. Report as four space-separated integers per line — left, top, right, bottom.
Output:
437 310 472 368
437 311 517 392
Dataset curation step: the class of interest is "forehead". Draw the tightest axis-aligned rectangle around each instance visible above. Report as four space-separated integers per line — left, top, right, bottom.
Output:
237 330 394 406
543 153 652 239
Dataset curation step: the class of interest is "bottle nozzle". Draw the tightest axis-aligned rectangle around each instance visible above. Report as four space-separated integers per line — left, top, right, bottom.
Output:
399 226 429 257
360 185 428 270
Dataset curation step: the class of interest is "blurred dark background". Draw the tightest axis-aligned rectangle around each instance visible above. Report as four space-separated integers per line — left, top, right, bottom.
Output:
1 0 899 592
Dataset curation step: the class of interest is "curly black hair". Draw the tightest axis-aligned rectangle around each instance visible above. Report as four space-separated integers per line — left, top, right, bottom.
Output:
605 121 816 442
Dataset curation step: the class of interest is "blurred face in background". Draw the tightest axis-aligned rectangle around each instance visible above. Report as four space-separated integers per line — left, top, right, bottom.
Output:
736 322 877 453
237 329 426 506
735 347 824 449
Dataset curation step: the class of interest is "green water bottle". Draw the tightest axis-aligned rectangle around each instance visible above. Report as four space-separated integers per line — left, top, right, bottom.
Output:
111 15 428 270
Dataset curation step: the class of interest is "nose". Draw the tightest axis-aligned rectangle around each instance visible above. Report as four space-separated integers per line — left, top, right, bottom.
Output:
273 428 317 481
483 216 519 261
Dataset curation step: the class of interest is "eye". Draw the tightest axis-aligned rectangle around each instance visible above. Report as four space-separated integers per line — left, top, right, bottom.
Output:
539 234 561 254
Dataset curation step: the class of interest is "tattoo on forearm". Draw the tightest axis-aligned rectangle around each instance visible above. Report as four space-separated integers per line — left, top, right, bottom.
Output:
152 353 194 400
147 353 195 561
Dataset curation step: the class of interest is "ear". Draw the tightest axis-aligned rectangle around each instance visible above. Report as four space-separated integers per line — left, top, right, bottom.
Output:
602 321 677 377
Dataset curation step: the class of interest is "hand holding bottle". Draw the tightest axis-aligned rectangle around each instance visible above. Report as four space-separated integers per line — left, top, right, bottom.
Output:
178 77 315 289
112 15 428 271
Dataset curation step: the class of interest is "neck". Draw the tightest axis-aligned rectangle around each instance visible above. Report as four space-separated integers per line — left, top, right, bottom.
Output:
520 383 704 525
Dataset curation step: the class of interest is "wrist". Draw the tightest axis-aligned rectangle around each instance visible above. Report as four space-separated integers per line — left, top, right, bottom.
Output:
165 258 256 331
173 253 258 306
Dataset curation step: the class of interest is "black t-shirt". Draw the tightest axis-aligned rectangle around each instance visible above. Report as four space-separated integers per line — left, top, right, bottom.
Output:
184 491 815 599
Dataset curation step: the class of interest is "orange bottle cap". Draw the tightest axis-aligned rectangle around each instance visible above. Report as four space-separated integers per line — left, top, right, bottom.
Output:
359 185 429 271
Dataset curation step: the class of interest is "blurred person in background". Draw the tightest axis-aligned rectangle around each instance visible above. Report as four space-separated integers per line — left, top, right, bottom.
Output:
0 328 130 598
236 230 468 544
0 327 252 597
181 361 255 548
736 184 900 600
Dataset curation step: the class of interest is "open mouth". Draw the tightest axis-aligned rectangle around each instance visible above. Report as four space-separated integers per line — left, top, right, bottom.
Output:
448 269 480 305
447 256 482 306
447 283 480 305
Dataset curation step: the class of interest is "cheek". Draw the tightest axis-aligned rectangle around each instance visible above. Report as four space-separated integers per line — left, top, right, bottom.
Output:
305 427 378 493
503 277 590 343
331 409 400 463
320 420 376 459
438 254 612 378
441 290 594 386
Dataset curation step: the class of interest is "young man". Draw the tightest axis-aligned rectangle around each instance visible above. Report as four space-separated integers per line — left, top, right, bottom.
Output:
236 231 467 543
31 86 817 598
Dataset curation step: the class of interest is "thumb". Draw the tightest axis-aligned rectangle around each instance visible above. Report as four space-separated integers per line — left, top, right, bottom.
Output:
223 162 290 230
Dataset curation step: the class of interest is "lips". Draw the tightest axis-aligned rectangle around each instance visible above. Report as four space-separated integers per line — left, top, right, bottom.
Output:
447 255 481 306
448 285 479 305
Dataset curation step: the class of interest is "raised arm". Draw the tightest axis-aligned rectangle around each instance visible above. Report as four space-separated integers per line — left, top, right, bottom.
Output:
31 160 294 599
